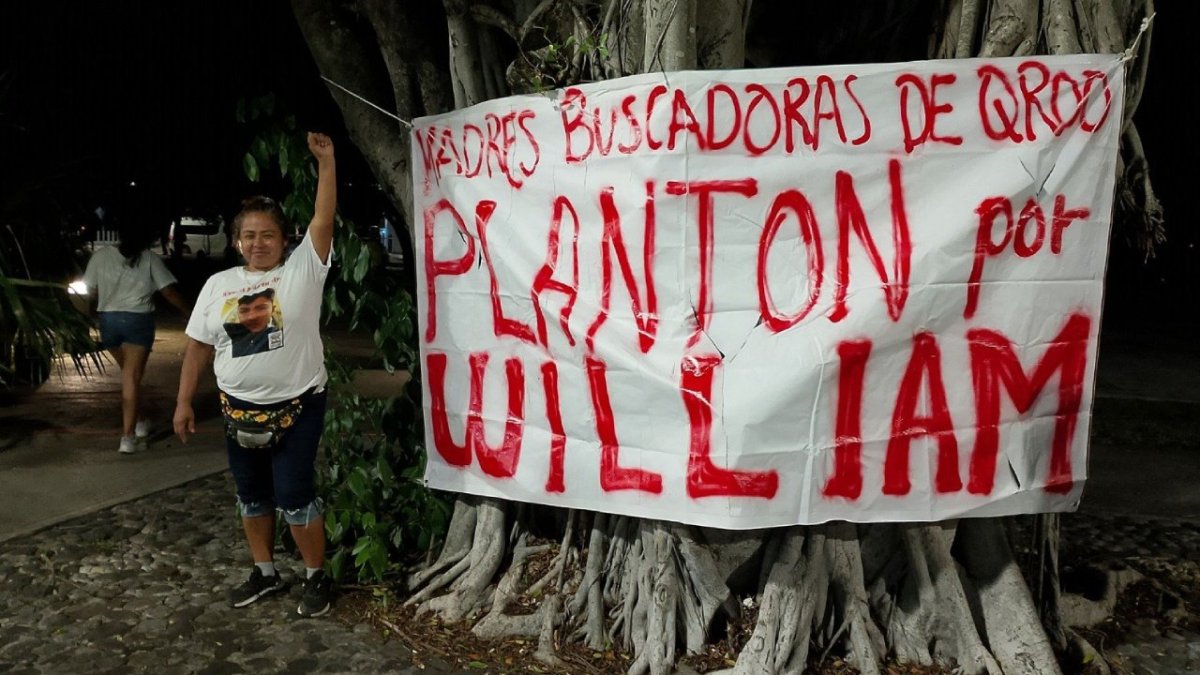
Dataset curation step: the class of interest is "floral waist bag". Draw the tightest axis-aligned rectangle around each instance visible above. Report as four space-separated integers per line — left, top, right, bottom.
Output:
220 391 305 448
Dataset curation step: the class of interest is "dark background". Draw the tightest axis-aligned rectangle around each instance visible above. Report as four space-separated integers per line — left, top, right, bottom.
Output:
0 1 376 227
1098 2 1198 336
1 1 1195 334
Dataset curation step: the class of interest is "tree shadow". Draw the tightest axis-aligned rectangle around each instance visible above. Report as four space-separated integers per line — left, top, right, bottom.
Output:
0 418 55 453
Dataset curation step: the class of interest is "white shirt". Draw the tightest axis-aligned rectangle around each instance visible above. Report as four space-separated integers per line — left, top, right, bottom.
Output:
83 246 177 313
186 234 331 404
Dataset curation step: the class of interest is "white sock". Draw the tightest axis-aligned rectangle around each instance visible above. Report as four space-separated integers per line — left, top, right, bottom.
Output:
306 567 322 579
255 561 277 577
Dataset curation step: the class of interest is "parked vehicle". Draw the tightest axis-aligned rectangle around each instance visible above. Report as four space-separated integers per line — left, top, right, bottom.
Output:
379 216 405 270
170 216 228 259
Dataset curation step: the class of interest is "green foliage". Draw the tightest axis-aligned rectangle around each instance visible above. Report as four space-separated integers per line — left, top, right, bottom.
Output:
320 358 448 583
239 93 444 583
0 269 99 385
0 229 99 385
510 12 613 94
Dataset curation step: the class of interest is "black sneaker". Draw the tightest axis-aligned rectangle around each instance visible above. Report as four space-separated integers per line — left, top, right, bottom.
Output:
297 570 332 618
229 567 286 608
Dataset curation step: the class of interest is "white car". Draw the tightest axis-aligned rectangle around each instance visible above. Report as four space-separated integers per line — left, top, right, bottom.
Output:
170 216 228 258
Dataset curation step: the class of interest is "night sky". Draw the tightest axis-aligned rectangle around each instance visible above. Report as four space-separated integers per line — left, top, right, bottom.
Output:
1 0 345 224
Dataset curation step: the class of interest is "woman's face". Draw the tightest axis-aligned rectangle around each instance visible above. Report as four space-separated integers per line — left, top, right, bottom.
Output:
238 212 286 271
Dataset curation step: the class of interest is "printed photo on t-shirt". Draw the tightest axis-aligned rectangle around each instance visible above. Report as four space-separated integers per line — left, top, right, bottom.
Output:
222 288 285 357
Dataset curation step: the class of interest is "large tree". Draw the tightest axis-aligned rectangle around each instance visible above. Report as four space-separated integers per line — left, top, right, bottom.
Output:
291 1 1157 672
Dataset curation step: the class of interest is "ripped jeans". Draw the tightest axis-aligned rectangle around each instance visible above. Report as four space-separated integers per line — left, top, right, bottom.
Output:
224 388 327 526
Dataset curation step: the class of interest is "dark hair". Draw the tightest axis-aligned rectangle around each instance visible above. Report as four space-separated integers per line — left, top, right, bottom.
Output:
232 196 287 239
117 220 154 267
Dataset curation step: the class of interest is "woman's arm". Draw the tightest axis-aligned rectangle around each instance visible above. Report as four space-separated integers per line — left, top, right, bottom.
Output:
159 284 192 317
174 338 215 443
307 132 337 264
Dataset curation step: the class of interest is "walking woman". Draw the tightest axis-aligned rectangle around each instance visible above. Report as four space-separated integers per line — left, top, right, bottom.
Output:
174 132 337 617
83 221 190 453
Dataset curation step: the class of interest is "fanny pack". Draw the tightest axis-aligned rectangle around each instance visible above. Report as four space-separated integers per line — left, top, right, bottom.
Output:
220 391 305 448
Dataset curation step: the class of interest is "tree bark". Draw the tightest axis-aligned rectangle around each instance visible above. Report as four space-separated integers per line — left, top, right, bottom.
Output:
611 0 647 77
291 0 415 231
697 0 749 69
1043 0 1084 53
644 0 697 72
978 0 1039 57
442 0 489 108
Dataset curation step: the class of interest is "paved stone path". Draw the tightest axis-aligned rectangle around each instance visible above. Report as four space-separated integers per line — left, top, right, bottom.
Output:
0 473 437 675
1 472 1197 674
1058 512 1200 674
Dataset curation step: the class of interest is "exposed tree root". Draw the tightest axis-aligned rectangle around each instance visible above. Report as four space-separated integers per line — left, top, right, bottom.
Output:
1059 566 1144 628
827 523 885 675
535 592 566 669
1120 123 1166 259
626 521 677 675
406 496 477 592
410 497 507 621
569 512 609 650
958 518 1062 675
674 525 734 653
732 527 826 674
405 498 1132 674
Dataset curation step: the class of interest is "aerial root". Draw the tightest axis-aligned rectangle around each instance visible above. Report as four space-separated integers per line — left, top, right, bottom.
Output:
406 496 477 592
731 526 826 675
407 511 1093 675
958 518 1062 675
412 498 507 622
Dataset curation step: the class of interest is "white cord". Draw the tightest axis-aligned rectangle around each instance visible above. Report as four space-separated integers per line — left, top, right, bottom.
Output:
320 76 413 128
1121 12 1156 63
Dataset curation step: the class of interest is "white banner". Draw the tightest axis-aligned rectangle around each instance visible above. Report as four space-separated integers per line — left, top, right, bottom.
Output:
412 54 1124 529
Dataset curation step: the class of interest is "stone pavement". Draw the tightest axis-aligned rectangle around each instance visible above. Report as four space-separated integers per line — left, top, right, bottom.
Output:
0 472 443 675
1058 511 1200 674
0 471 1197 674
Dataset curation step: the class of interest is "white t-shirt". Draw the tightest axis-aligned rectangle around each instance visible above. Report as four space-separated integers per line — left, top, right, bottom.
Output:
186 234 331 404
83 246 178 313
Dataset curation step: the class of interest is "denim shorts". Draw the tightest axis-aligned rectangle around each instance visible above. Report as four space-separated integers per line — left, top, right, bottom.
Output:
223 388 327 525
98 311 156 350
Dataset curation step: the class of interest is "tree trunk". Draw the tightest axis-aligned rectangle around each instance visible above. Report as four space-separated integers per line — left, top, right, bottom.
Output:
644 0 697 72
294 0 1160 671
697 0 749 69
